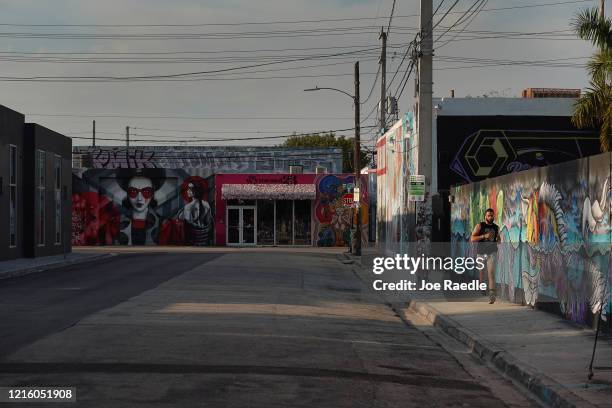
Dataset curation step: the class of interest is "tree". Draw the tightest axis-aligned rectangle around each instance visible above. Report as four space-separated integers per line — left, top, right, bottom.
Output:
571 7 612 152
281 132 370 173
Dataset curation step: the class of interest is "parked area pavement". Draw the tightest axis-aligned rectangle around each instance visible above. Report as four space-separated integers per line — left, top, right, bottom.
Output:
349 250 612 408
0 251 116 279
0 249 537 407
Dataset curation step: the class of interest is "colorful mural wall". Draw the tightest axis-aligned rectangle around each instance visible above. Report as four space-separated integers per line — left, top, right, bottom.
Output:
451 152 611 324
313 174 368 248
72 168 215 246
73 170 368 247
376 113 416 254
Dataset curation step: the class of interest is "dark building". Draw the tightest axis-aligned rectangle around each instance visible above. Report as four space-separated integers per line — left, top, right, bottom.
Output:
0 106 25 261
0 104 72 261
433 97 600 241
23 124 72 257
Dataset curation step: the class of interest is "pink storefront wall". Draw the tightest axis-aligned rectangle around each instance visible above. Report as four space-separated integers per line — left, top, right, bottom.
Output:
214 173 368 247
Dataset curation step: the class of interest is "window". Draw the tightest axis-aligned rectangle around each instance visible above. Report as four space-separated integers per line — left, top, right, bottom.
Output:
37 150 45 246
9 145 17 247
54 155 62 244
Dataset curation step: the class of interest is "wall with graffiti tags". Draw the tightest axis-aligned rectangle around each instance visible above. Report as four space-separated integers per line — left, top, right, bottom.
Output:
72 168 215 246
451 152 611 324
376 113 416 255
73 146 342 176
313 174 368 248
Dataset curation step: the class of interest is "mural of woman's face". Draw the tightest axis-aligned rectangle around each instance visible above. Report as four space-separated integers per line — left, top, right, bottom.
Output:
127 177 154 212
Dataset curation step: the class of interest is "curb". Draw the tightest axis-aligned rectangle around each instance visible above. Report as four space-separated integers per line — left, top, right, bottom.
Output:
0 253 118 280
341 253 595 408
405 298 595 408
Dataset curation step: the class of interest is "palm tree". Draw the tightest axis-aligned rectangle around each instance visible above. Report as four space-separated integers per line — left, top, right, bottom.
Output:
571 7 612 152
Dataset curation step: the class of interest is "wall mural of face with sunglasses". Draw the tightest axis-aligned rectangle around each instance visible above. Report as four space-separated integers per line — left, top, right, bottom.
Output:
73 168 217 247
116 169 165 246
127 177 154 215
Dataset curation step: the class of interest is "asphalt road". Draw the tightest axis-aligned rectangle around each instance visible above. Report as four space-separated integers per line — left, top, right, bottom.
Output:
0 253 220 358
0 251 534 407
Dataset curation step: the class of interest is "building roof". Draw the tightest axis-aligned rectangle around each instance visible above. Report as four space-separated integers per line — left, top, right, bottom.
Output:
433 97 577 117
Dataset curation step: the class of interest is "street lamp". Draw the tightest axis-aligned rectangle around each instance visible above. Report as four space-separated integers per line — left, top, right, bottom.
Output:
304 62 361 256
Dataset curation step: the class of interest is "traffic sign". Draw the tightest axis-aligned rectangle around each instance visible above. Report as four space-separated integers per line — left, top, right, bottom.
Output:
409 175 425 201
342 193 354 206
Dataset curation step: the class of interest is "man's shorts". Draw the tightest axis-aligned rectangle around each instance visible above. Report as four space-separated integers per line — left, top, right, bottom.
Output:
477 252 497 269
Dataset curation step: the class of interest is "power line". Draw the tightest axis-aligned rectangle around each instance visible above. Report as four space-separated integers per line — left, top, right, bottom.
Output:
0 0 591 28
386 0 397 35
0 46 382 81
68 125 377 143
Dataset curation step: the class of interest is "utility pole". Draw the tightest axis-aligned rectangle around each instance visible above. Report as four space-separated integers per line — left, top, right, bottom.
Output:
600 0 605 19
353 61 362 256
415 0 433 242
126 126 130 148
379 28 387 134
92 120 96 147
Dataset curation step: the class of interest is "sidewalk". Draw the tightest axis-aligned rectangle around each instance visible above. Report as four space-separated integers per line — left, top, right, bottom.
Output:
345 250 612 408
0 251 116 279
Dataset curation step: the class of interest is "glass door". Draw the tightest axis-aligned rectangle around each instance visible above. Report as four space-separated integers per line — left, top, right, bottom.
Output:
227 208 240 245
242 207 255 245
226 206 257 246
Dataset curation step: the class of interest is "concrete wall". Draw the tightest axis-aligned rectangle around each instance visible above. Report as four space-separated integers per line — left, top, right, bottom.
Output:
0 106 25 261
451 152 611 324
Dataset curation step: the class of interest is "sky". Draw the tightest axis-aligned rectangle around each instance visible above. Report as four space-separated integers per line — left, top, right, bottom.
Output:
0 0 601 149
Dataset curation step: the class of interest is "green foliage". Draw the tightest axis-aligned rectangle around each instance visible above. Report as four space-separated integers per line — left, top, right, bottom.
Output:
281 132 370 172
571 7 612 152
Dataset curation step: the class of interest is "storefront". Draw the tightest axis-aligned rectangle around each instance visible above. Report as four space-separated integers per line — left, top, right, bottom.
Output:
71 169 368 248
214 173 369 247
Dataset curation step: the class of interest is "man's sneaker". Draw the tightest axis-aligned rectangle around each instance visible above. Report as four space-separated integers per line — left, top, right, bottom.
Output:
489 290 496 304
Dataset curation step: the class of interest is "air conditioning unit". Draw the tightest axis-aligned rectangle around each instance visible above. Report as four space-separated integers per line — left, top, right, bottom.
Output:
289 165 303 174
315 166 327 174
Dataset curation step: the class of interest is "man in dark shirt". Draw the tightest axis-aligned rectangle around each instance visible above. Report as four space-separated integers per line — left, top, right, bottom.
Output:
471 208 501 304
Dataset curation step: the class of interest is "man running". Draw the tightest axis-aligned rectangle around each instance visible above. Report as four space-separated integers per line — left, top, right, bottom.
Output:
471 208 500 304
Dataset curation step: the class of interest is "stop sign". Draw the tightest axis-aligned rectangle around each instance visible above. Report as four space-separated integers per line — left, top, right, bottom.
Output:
342 193 354 206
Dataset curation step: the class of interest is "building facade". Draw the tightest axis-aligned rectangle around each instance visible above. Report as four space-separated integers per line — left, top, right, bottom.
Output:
0 106 25 261
23 124 73 257
376 98 602 253
0 105 72 261
72 145 343 176
72 168 368 247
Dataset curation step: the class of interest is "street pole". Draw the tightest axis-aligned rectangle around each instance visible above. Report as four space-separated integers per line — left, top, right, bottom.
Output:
126 126 130 148
379 28 387 134
92 120 96 147
600 0 605 19
415 0 433 242
353 61 362 256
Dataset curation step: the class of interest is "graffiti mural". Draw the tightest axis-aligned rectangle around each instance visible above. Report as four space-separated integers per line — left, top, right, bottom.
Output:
451 152 611 324
376 113 416 254
72 168 215 246
437 115 601 190
73 146 342 175
313 174 369 248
